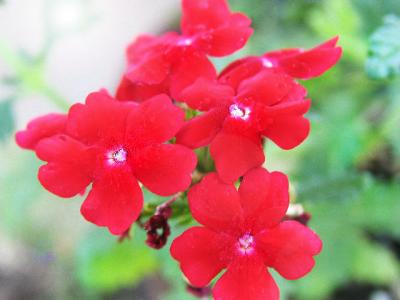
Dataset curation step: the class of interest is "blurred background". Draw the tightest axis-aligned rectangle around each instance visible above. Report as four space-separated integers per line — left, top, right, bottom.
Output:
1 0 400 299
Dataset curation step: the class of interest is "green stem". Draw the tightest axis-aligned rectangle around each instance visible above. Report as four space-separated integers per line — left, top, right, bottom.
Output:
0 39 70 111
41 85 70 111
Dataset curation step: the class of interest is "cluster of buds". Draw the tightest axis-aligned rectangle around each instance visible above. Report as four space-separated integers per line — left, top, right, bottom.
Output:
143 203 172 249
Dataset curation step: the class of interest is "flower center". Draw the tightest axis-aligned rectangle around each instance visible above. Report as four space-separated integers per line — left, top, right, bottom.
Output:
238 233 254 255
113 148 127 162
261 57 274 68
177 37 193 46
107 148 128 165
229 104 251 120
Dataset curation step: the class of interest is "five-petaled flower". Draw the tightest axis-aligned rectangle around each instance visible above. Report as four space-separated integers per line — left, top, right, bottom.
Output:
28 92 197 234
219 36 342 89
171 168 322 300
115 0 253 102
176 69 310 183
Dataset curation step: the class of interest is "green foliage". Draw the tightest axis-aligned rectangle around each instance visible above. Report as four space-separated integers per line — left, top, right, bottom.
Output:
352 239 399 284
366 15 400 79
76 227 158 293
308 0 366 62
0 146 43 232
0 98 15 142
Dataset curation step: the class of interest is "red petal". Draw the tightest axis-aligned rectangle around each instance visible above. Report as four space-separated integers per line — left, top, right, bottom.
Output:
170 51 216 99
178 78 234 111
256 221 322 280
133 144 197 196
171 226 234 287
126 35 157 64
188 173 242 233
264 36 342 79
262 116 310 150
67 91 133 146
80 167 143 235
181 0 252 56
176 108 227 149
115 76 168 102
126 53 170 85
210 132 264 183
213 256 279 300
36 135 96 197
239 168 289 232
125 94 184 148
181 0 231 36
15 113 67 150
219 56 262 91
205 14 253 57
262 99 310 118
237 70 298 106
125 34 176 85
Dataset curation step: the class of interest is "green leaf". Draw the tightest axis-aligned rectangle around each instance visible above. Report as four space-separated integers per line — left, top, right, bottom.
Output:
354 181 400 237
308 0 366 62
366 15 400 79
352 239 399 284
0 98 15 142
76 227 158 293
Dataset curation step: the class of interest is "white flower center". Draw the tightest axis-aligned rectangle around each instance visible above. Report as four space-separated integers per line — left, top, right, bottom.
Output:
229 104 251 120
113 148 127 162
107 148 128 165
238 233 254 254
177 37 193 46
261 57 274 68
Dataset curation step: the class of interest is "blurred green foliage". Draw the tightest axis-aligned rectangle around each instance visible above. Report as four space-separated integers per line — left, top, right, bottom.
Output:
76 227 158 293
0 98 14 142
366 15 400 79
1 0 400 299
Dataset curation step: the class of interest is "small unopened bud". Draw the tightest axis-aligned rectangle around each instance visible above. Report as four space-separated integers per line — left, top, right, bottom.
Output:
291 212 311 226
284 203 312 226
186 283 212 299
144 206 172 249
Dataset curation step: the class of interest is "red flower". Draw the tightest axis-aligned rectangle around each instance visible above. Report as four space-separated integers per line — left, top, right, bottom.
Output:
33 92 197 234
15 113 67 150
219 36 342 90
171 168 322 300
176 69 310 183
116 0 253 102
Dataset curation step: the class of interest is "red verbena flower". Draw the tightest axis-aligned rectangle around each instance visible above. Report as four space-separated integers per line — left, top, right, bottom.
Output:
32 92 197 234
176 69 310 183
171 168 322 300
116 0 253 102
219 36 342 90
15 113 67 150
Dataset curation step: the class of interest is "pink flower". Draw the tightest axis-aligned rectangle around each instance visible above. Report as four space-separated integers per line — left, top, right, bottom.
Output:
33 92 197 234
176 69 310 183
171 168 322 300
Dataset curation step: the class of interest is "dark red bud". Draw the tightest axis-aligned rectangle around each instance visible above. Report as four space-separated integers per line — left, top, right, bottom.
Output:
186 283 212 298
144 210 171 249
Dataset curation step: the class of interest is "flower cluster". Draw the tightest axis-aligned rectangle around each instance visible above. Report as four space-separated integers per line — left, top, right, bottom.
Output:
16 0 341 299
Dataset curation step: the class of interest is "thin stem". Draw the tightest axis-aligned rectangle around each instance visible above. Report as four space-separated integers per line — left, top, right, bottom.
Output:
42 85 70 111
155 193 182 214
